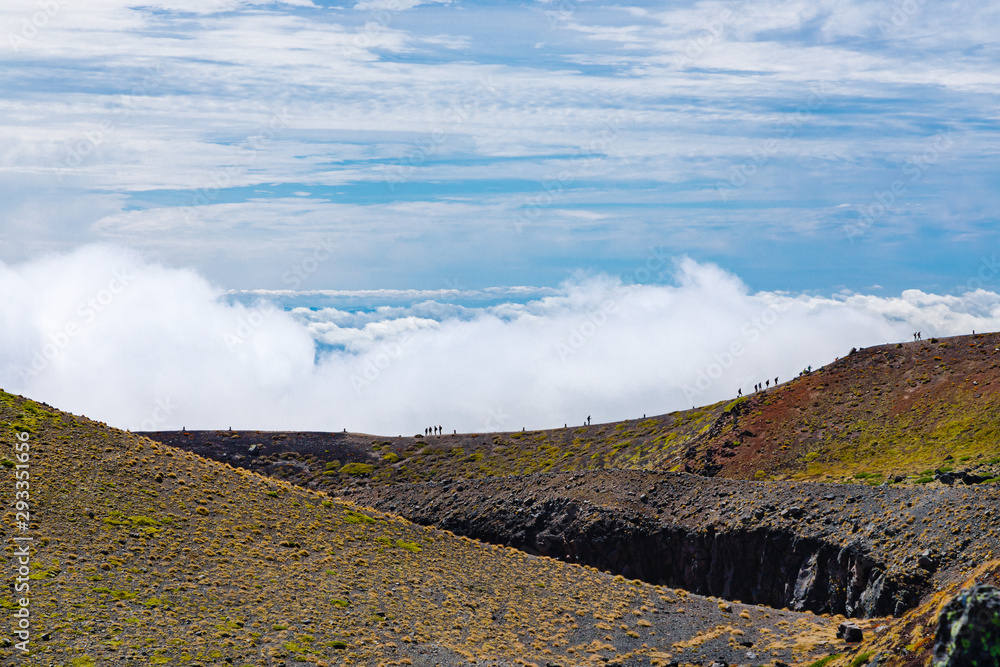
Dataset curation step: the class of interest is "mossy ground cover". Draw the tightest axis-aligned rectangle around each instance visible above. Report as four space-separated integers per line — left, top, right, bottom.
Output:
0 391 837 666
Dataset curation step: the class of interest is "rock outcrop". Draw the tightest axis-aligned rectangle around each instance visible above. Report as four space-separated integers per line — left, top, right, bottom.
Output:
933 584 1000 666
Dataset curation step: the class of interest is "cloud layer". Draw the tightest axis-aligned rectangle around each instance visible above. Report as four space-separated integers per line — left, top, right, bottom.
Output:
3 245 998 435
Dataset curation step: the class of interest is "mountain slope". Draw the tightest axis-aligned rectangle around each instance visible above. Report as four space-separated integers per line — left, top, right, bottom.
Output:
0 390 839 666
149 332 1000 488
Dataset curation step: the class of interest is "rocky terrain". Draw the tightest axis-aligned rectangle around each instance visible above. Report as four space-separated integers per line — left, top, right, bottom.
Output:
0 390 846 667
13 331 1000 666
347 471 1000 619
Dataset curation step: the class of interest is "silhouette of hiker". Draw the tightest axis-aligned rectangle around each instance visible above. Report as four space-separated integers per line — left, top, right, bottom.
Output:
766 380 770 388
775 376 778 385
737 388 742 397
438 425 442 435
587 415 591 426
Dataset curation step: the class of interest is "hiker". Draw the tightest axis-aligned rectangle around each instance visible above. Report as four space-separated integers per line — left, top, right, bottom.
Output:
737 388 742 397
587 415 591 425
774 376 778 385
766 379 770 388
438 425 442 435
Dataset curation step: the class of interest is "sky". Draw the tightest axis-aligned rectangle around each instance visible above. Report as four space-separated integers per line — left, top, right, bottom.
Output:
1 1 999 433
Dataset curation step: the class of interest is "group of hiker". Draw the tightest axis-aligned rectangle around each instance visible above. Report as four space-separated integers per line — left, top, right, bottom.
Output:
913 331 923 340
425 425 443 436
737 377 779 397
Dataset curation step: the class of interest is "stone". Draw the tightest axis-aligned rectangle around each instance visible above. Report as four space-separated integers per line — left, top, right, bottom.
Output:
918 550 938 571
837 622 863 642
933 584 1000 666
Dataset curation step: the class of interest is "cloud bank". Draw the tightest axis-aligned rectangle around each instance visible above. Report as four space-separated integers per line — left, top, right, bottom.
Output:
2 245 999 435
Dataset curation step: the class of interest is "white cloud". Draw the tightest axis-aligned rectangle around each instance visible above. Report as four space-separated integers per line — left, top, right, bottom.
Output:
354 0 451 11
2 245 998 435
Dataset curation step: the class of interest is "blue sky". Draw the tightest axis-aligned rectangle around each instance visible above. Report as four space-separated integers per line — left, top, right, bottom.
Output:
2 0 998 294
3 1 1000 432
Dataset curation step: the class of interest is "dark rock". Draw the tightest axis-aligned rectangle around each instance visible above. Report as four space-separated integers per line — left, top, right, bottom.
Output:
933 584 1000 666
837 622 863 642
918 550 938 571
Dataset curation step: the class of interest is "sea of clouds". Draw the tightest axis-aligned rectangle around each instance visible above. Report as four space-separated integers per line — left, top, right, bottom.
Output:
2 244 999 435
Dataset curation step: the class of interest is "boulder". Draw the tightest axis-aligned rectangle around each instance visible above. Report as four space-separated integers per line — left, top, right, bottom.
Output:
837 622 863 642
918 549 938 571
933 584 1000 666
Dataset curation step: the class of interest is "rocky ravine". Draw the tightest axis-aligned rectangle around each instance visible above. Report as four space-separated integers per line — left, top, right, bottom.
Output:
348 470 1000 619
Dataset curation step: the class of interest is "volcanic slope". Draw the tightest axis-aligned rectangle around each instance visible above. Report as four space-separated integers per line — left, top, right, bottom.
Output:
0 390 842 667
148 332 1000 489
